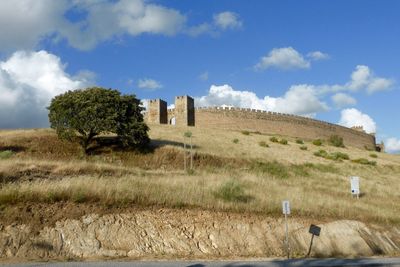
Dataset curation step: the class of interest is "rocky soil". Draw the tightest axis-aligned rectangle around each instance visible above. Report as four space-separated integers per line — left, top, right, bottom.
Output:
0 208 399 261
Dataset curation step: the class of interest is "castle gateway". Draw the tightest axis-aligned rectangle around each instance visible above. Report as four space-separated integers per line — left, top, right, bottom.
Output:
145 95 377 151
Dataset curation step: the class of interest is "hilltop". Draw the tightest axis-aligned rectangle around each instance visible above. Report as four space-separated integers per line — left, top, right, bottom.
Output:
0 125 400 259
0 124 399 225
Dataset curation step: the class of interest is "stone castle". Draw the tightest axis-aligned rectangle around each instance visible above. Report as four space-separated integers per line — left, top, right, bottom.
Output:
145 95 379 151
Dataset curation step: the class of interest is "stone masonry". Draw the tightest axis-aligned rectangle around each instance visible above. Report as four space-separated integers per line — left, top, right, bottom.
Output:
147 99 167 124
144 96 377 150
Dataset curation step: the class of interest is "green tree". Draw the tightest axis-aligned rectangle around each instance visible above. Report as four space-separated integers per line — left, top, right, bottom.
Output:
48 87 149 153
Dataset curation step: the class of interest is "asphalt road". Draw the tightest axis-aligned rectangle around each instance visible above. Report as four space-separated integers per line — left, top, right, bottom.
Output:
2 258 400 267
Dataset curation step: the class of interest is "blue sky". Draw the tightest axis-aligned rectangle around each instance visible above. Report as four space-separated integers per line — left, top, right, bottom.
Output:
0 0 399 152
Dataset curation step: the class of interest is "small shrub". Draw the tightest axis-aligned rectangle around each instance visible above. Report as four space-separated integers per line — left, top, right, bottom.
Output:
296 139 304 144
314 149 328 158
241 130 250 136
300 146 308 151
352 158 377 166
279 139 288 145
313 139 323 146
370 153 378 158
259 141 269 148
214 180 251 203
251 161 289 179
0 150 14 159
233 138 239 144
270 136 279 143
254 131 262 135
329 135 345 148
314 150 349 161
328 152 350 161
72 190 88 203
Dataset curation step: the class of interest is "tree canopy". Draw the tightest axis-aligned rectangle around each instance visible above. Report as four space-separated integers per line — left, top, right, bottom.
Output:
48 87 149 153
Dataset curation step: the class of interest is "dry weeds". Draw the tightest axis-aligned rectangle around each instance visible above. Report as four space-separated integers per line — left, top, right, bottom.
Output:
0 126 399 225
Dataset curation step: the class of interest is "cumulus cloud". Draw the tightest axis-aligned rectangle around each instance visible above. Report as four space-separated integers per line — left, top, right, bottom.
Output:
255 47 311 71
186 11 243 37
0 50 94 128
331 93 357 108
385 138 400 153
0 1 244 51
347 65 394 94
195 84 328 117
339 108 376 134
213 11 243 30
316 65 394 96
0 0 68 52
0 0 188 51
54 0 188 50
307 51 330 61
137 78 162 90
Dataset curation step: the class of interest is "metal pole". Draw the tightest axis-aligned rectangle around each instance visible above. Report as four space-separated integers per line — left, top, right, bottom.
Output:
285 213 289 259
306 234 315 258
190 136 193 170
183 138 186 171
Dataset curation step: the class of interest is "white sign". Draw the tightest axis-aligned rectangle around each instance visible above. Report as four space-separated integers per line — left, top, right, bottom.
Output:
350 176 360 195
282 200 290 215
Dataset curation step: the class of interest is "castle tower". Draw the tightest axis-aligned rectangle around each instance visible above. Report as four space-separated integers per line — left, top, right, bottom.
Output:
174 95 195 126
147 99 168 124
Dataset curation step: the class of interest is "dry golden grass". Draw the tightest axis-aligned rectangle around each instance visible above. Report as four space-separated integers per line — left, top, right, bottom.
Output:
148 124 400 165
0 125 400 225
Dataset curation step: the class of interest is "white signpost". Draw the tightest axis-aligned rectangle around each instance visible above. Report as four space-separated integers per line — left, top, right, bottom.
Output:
282 200 290 259
350 176 360 199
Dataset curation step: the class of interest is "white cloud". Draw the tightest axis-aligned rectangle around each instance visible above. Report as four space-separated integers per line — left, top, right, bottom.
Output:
187 11 242 37
0 0 68 52
307 51 330 61
213 11 243 30
59 0 188 50
186 23 213 37
195 84 328 117
386 138 400 153
0 1 244 51
367 78 393 94
255 47 310 71
347 65 394 94
137 78 162 90
140 98 149 111
316 65 394 96
331 93 357 108
0 50 94 128
199 71 209 81
339 108 376 134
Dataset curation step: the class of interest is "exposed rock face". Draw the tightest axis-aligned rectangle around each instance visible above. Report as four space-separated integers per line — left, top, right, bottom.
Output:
0 209 399 260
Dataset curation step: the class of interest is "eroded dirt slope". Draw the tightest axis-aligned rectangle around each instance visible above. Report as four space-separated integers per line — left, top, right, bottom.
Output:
0 208 399 261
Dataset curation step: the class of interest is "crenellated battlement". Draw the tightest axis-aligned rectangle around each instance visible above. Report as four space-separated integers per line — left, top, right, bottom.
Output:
144 96 377 150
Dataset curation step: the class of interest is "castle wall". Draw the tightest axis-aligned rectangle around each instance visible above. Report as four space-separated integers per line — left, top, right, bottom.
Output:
174 96 195 126
147 99 167 124
194 107 376 150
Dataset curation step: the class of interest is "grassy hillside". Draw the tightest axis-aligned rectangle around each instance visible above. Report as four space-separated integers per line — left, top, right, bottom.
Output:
0 124 399 226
